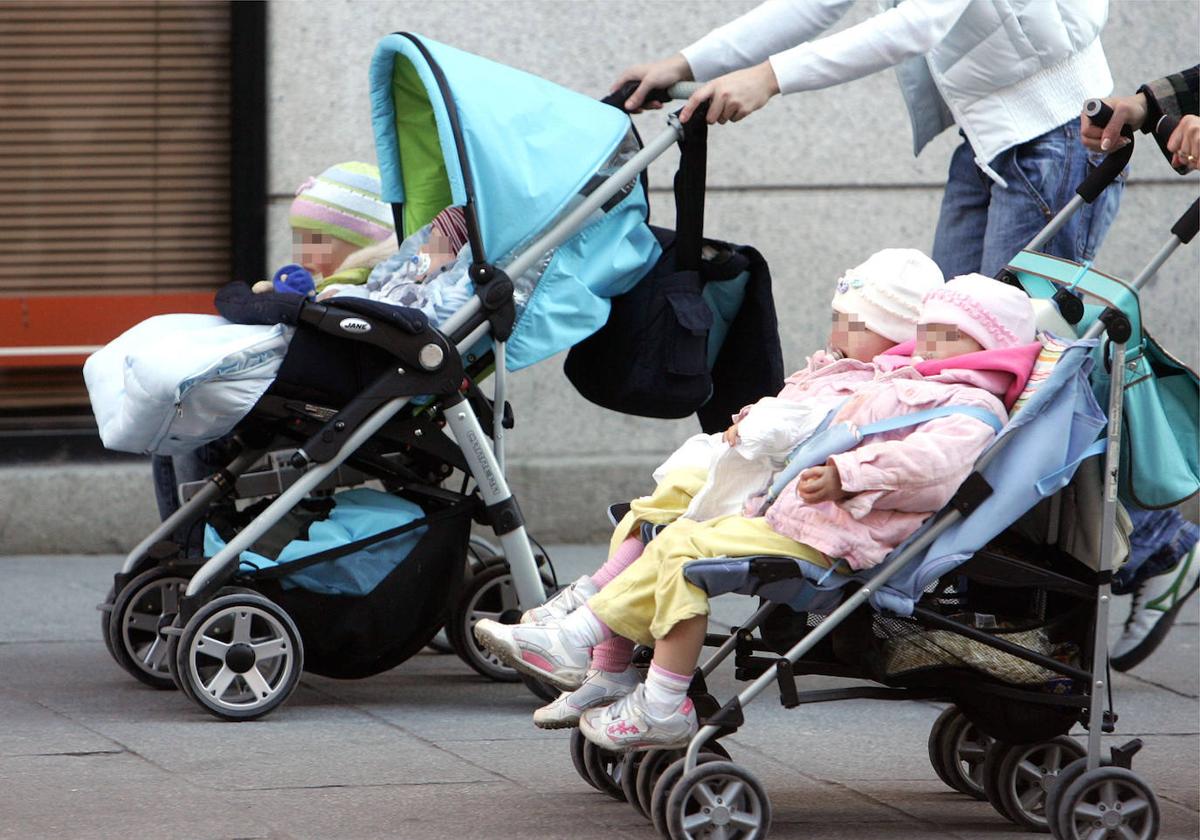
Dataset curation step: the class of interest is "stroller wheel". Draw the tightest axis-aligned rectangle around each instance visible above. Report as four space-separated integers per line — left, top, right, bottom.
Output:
100 585 118 662
992 736 1086 832
650 751 731 839
938 709 993 800
446 563 554 683
927 706 962 791
519 672 560 703
1044 756 1112 839
663 759 770 840
108 567 190 690
175 592 304 721
1055 766 1159 840
620 750 653 818
638 748 684 821
582 738 626 802
569 729 600 791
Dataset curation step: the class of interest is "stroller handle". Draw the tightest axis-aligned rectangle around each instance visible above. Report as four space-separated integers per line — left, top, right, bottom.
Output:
606 80 703 112
1084 97 1187 176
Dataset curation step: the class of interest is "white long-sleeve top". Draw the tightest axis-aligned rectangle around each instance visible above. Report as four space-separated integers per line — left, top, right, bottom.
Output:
680 0 1111 181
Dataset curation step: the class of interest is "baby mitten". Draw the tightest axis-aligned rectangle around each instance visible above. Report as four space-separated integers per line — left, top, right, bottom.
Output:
271 264 317 296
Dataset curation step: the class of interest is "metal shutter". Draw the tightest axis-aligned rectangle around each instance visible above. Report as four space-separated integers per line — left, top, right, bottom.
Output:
0 1 235 420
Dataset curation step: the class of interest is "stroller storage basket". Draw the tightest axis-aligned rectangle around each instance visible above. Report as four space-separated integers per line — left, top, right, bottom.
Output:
208 489 475 679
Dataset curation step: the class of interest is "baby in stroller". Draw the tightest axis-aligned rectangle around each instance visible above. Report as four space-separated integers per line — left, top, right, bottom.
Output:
476 272 1042 751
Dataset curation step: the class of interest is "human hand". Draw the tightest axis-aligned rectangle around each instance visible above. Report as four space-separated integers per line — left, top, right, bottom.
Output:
796 462 850 504
680 61 780 125
1166 114 1200 171
1080 93 1147 152
723 423 740 446
612 54 693 112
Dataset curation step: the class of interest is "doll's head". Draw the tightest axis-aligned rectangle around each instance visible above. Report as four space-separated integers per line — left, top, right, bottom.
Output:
916 274 1036 361
289 161 394 279
829 249 943 361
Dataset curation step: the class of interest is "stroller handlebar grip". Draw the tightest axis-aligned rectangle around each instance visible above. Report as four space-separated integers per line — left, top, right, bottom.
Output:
1171 198 1199 245
605 80 704 112
1083 98 1134 138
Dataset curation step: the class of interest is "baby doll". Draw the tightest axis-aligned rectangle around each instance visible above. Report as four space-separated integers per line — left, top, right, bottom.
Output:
518 248 944 729
476 275 1041 751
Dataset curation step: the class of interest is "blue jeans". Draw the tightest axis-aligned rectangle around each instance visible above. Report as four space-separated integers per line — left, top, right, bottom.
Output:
931 122 1197 591
1114 506 1200 595
151 439 236 559
932 122 1122 278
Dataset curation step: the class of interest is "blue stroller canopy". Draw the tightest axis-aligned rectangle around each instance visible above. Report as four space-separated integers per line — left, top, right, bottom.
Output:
369 35 662 369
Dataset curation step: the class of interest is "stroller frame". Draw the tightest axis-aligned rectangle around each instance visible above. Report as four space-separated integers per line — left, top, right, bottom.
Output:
622 128 1198 837
106 91 702 716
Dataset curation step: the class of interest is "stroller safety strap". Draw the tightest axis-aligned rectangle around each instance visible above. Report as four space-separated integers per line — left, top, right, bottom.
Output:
760 405 1004 512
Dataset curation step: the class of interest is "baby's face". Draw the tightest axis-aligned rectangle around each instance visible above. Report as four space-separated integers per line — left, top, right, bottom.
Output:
829 311 895 362
915 323 984 360
293 229 358 279
415 228 460 281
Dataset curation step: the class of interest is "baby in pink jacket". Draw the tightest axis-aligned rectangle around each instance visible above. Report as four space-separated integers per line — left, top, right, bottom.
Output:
476 275 1041 752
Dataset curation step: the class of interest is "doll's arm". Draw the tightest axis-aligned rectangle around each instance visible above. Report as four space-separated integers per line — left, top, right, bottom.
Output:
828 411 999 517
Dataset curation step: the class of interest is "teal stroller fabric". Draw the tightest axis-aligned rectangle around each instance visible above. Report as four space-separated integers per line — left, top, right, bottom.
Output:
1007 250 1199 509
204 488 428 597
369 33 661 371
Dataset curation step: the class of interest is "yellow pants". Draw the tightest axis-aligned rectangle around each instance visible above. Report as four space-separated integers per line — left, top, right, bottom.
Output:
593 471 830 646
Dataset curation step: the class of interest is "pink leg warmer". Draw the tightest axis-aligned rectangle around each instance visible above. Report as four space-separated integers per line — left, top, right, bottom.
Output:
590 636 635 673
590 535 644 590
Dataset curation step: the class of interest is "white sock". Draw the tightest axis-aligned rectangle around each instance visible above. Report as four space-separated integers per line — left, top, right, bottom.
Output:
557 605 609 649
643 662 691 718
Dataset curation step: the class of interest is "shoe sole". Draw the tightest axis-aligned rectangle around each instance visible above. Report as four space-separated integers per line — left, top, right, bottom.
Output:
533 714 580 730
1111 578 1200 672
473 625 584 691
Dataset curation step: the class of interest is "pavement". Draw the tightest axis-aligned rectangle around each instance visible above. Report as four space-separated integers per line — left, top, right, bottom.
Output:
1 547 1196 840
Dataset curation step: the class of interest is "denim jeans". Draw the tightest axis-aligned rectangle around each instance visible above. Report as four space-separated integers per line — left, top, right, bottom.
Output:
1114 506 1200 595
151 439 236 559
931 122 1198 591
931 122 1123 278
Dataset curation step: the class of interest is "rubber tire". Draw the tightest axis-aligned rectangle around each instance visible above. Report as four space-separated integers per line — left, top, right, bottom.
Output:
994 736 1086 832
665 760 771 840
519 672 561 703
620 750 653 818
638 748 684 821
939 712 993 800
982 740 1018 822
446 564 554 683
1045 757 1108 840
651 752 728 839
175 592 304 721
1057 766 1160 840
582 738 626 802
927 706 963 791
108 567 190 690
100 585 117 662
569 729 599 791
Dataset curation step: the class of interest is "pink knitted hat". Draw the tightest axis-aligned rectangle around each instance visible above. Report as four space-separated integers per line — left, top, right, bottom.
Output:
920 274 1037 350
289 161 393 248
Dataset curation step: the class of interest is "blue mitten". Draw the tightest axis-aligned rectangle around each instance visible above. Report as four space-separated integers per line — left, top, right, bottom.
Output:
272 264 316 296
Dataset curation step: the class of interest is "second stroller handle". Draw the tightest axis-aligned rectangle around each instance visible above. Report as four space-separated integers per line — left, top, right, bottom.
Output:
1076 99 1136 203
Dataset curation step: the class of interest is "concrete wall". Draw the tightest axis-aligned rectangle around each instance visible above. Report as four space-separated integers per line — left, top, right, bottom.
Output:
261 0 1200 542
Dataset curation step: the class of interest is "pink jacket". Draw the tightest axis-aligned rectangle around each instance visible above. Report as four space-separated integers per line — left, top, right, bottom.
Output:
759 362 1010 571
733 350 881 425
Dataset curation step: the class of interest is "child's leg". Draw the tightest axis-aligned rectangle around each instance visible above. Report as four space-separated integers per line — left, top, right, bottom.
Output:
522 467 708 625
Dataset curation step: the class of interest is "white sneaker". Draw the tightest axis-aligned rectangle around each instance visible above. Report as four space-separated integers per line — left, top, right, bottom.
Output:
1112 545 1200 672
473 618 590 690
521 575 597 624
533 667 641 730
578 684 698 752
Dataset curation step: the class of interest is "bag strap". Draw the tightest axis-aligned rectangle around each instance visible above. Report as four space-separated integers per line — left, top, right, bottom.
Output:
674 115 707 272
858 405 1003 436
760 405 1004 511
